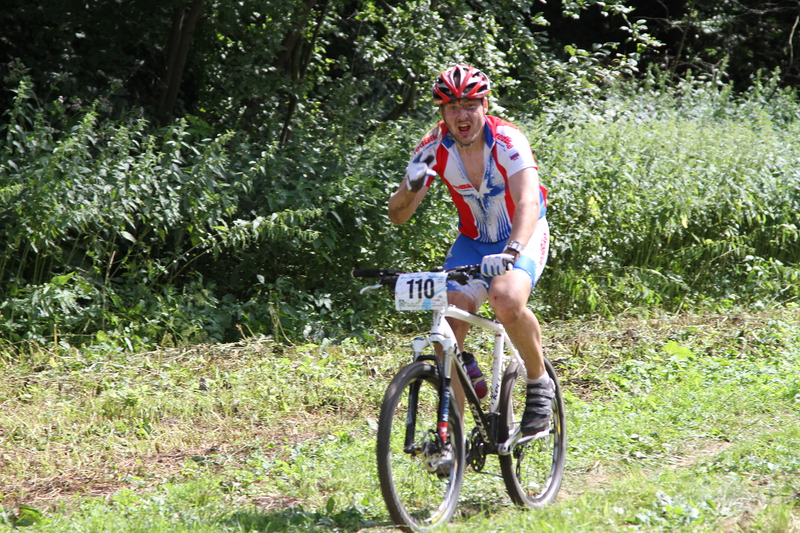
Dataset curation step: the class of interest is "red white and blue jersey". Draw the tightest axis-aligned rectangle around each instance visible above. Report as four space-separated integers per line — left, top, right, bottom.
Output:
410 115 547 244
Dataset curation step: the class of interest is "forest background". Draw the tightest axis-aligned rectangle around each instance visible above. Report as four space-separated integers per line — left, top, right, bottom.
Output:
0 0 799 350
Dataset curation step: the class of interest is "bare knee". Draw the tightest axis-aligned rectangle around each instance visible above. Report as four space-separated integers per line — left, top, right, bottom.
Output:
488 286 528 325
488 272 531 324
490 295 527 324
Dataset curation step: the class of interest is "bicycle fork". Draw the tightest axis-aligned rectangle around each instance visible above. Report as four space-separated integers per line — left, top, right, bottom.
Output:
402 377 424 454
406 335 455 452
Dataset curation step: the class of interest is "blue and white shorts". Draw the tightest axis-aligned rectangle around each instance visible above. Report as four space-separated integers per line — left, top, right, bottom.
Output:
443 217 550 304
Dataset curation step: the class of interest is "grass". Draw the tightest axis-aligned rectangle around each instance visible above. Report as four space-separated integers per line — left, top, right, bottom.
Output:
1 304 800 531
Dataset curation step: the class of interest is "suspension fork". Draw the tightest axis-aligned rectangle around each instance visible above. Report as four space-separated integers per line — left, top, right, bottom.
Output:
437 367 452 444
403 336 452 451
431 311 458 445
423 311 459 446
403 378 422 453
406 311 459 448
402 338 428 452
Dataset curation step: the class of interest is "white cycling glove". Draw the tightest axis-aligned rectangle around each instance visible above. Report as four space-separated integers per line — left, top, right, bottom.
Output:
405 155 436 192
480 253 515 277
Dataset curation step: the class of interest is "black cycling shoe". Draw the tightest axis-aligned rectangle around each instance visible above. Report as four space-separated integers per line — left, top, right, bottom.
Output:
521 379 555 436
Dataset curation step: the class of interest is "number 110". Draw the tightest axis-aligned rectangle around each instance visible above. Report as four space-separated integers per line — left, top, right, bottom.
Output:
407 278 435 299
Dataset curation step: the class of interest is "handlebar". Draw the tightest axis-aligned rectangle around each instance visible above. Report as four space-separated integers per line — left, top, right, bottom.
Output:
352 265 482 289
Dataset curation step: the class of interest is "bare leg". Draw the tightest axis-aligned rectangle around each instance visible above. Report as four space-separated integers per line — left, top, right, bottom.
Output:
487 270 544 379
488 269 553 435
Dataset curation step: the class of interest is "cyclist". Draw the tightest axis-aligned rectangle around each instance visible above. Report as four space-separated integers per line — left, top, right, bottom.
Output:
388 64 553 437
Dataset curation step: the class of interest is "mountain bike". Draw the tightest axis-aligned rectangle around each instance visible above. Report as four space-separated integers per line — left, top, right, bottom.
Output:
354 265 566 532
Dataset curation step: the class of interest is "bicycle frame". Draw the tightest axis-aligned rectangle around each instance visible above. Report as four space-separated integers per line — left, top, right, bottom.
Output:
409 304 527 456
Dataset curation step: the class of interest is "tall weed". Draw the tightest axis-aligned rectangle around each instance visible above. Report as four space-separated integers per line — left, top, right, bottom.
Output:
533 71 800 316
0 79 434 347
1 71 799 347
0 80 312 347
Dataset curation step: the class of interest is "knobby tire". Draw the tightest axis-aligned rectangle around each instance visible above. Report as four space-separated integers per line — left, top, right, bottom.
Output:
498 357 566 507
376 361 465 532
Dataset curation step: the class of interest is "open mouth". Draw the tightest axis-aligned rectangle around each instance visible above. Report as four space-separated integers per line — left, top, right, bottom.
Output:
458 123 471 135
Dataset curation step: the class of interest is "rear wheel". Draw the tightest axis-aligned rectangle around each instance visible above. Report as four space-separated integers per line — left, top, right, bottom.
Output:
376 361 465 532
498 357 566 507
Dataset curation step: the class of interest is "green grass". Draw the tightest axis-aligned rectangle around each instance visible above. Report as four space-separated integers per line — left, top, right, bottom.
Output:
1 305 800 531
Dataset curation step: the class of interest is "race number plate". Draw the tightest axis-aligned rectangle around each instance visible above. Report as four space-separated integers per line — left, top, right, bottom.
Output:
395 272 448 311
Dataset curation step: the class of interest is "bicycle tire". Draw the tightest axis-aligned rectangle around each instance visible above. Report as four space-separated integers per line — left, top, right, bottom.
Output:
498 357 566 507
376 361 465 532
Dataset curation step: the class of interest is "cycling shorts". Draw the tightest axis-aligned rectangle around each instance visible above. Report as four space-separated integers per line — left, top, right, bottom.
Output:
443 216 550 304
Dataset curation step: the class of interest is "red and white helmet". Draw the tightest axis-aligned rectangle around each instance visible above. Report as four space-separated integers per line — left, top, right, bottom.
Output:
432 64 491 105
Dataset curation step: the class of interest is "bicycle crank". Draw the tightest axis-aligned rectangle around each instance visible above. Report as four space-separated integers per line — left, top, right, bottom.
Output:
467 427 487 472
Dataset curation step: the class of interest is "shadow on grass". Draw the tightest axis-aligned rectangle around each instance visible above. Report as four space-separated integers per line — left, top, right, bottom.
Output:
222 506 388 532
219 484 510 531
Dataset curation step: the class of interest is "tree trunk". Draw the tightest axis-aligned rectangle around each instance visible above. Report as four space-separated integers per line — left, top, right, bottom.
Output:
158 0 205 126
272 0 319 74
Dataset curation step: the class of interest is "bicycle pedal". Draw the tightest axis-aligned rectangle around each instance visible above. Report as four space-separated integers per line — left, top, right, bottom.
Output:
524 422 552 440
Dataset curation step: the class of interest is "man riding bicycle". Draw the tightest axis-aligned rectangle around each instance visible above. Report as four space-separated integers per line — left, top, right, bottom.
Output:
388 64 553 436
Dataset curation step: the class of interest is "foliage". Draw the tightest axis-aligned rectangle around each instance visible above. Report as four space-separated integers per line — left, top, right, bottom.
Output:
631 0 800 89
0 79 310 347
2 66 800 347
533 69 800 317
0 0 183 118
0 1 798 347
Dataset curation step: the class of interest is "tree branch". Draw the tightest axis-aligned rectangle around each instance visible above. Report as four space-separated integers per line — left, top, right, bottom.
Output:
279 0 331 145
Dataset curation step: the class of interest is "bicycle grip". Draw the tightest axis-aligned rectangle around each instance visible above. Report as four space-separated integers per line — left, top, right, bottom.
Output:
352 269 384 278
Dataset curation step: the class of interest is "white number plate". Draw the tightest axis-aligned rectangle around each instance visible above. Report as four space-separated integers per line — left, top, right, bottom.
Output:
395 272 448 311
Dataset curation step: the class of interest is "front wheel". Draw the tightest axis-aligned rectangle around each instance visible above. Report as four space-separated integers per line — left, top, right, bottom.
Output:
498 357 566 507
376 361 465 532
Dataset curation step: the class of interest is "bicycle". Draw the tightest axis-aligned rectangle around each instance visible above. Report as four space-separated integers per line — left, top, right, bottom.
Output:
354 264 566 532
